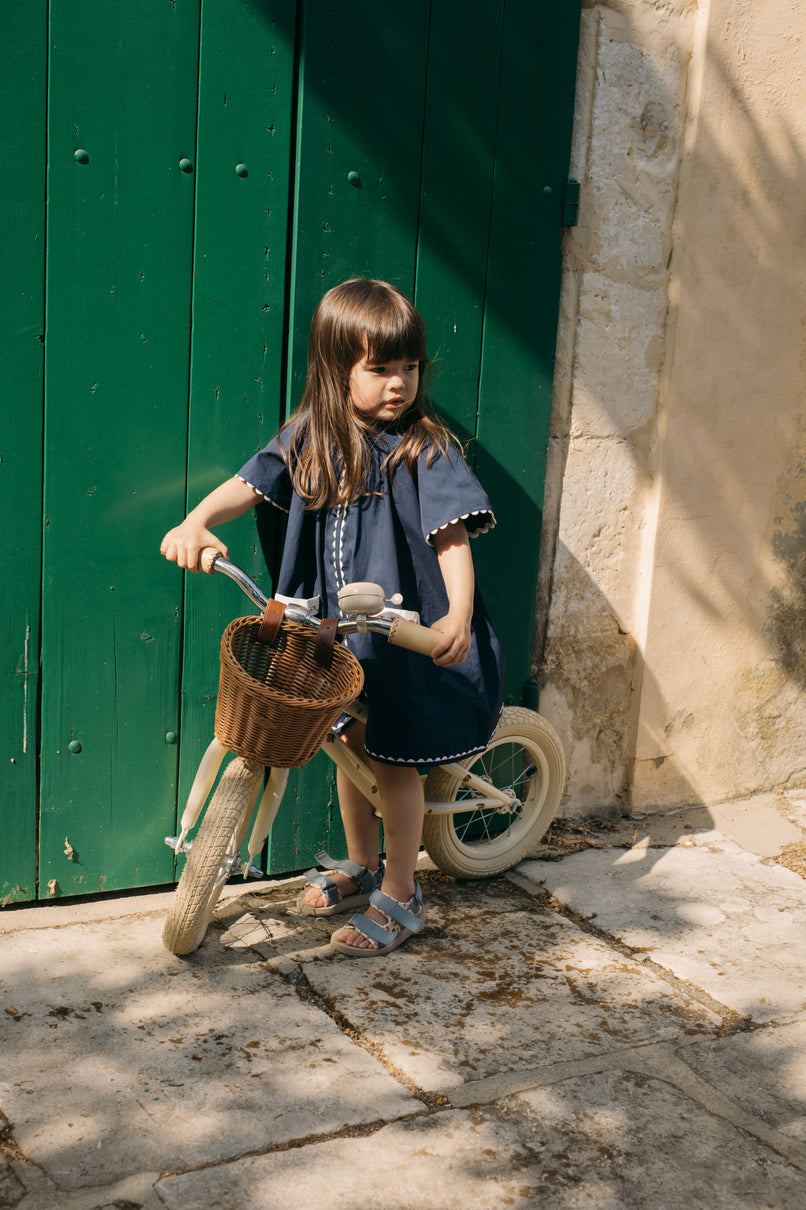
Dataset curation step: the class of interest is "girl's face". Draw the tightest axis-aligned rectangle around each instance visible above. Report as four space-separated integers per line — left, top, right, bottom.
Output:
348 352 420 423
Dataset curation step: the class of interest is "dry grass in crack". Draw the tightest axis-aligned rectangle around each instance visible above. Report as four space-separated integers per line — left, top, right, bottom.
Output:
775 840 806 880
535 818 619 859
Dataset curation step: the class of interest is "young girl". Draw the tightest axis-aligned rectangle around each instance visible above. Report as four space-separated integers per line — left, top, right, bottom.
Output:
161 279 503 957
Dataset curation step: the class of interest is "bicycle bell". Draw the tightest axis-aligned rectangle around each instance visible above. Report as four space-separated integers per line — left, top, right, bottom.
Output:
338 582 386 617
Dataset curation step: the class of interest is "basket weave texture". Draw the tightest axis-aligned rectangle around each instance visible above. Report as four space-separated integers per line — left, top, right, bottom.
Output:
215 615 364 768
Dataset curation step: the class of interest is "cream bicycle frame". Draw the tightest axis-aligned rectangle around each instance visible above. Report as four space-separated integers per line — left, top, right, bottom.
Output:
166 553 516 879
172 706 516 881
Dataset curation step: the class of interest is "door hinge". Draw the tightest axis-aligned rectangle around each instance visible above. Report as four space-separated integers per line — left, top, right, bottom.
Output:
562 178 581 227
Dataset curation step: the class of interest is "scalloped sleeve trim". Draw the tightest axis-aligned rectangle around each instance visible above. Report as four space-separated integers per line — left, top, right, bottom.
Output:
236 474 290 514
426 509 496 547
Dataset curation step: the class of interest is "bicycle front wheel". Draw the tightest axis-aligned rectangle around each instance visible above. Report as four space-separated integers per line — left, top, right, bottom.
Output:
422 707 566 878
162 755 264 956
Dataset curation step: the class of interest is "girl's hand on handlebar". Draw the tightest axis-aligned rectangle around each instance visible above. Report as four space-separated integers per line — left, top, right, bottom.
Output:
430 613 472 667
160 479 263 570
160 523 228 572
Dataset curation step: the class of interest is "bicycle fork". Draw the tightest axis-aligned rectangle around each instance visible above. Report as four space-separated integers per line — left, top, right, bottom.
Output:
165 736 517 884
165 737 289 880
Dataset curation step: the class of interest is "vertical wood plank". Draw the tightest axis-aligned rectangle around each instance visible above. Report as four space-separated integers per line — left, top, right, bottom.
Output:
285 0 430 401
0 3 48 902
39 0 201 897
475 0 582 702
265 0 431 872
413 0 504 443
177 0 298 855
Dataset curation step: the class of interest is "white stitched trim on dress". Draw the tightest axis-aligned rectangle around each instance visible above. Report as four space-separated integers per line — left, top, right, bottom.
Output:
236 475 290 513
364 706 504 766
426 509 496 546
330 509 338 589
331 472 349 600
338 505 347 588
331 503 348 595
364 739 489 765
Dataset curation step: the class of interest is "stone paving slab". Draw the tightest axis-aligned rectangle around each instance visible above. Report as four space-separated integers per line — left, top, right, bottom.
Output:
4 829 806 1210
0 912 414 1190
518 834 806 1022
678 1017 806 1144
598 793 806 857
5 1164 166 1210
290 875 721 1092
154 1057 806 1210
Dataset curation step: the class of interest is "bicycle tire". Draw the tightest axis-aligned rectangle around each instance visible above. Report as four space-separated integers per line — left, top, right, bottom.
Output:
422 707 566 878
162 755 264 956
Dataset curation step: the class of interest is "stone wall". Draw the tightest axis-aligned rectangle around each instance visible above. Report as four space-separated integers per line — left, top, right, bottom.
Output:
537 0 806 816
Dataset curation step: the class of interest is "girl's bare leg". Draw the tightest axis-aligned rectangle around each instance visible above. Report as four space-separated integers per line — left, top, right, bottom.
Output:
331 758 424 951
302 725 425 948
302 724 381 909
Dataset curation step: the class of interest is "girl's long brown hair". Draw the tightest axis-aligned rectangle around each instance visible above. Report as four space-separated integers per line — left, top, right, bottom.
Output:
283 279 456 509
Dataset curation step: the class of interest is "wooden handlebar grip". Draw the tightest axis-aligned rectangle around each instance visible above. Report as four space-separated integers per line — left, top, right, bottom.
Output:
387 617 440 657
199 547 222 574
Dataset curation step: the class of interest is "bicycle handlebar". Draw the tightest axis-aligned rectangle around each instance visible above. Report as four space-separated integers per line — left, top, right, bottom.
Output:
197 548 440 657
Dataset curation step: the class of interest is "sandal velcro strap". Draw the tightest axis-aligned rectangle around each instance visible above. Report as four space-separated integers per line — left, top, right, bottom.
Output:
303 871 343 907
346 886 425 946
370 888 425 933
313 850 380 894
303 851 382 905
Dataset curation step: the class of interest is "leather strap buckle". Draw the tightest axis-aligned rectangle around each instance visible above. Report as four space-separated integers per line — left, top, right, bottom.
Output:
314 618 338 668
257 600 339 670
257 598 285 646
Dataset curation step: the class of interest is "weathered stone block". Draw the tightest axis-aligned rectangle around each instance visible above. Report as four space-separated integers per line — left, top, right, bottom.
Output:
572 272 668 440
546 439 646 637
539 632 637 817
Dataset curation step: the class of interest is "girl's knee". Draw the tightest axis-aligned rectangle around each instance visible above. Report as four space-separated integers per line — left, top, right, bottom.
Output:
339 722 367 758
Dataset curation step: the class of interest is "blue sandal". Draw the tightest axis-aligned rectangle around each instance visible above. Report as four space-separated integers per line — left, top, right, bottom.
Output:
330 882 425 956
296 851 384 917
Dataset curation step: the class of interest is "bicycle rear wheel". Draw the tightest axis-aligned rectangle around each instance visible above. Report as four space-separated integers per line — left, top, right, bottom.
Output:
162 755 264 955
422 707 566 878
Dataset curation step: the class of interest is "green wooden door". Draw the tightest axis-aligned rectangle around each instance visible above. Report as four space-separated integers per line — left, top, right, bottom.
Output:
1 1 48 905
38 0 202 897
175 0 297 842
265 0 582 873
1 0 580 901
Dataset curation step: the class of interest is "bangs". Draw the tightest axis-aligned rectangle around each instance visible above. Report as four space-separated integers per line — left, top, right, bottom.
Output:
312 279 428 372
291 277 452 509
363 307 427 366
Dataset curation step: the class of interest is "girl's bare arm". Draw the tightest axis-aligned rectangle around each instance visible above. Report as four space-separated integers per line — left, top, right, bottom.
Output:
160 477 264 570
431 520 474 666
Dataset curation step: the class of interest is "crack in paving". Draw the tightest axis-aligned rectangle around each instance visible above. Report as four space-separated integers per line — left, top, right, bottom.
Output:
156 1106 461 1182
276 961 451 1112
506 870 755 1035
443 1034 806 1173
0 1107 30 1166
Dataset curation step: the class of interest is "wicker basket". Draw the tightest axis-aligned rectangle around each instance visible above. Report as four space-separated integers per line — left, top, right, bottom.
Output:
214 615 364 768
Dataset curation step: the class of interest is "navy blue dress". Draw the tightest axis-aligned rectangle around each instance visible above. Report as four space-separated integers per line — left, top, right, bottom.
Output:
238 419 504 766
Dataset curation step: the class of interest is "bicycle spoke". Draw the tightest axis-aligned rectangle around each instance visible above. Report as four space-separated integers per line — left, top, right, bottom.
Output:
450 740 539 847
421 707 565 878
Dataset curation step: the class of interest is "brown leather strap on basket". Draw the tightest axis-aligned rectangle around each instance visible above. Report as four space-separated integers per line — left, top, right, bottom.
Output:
314 618 338 669
257 598 285 646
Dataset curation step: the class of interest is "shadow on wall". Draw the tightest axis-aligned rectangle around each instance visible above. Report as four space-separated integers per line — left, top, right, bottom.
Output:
536 2 806 817
535 540 702 821
649 28 806 680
